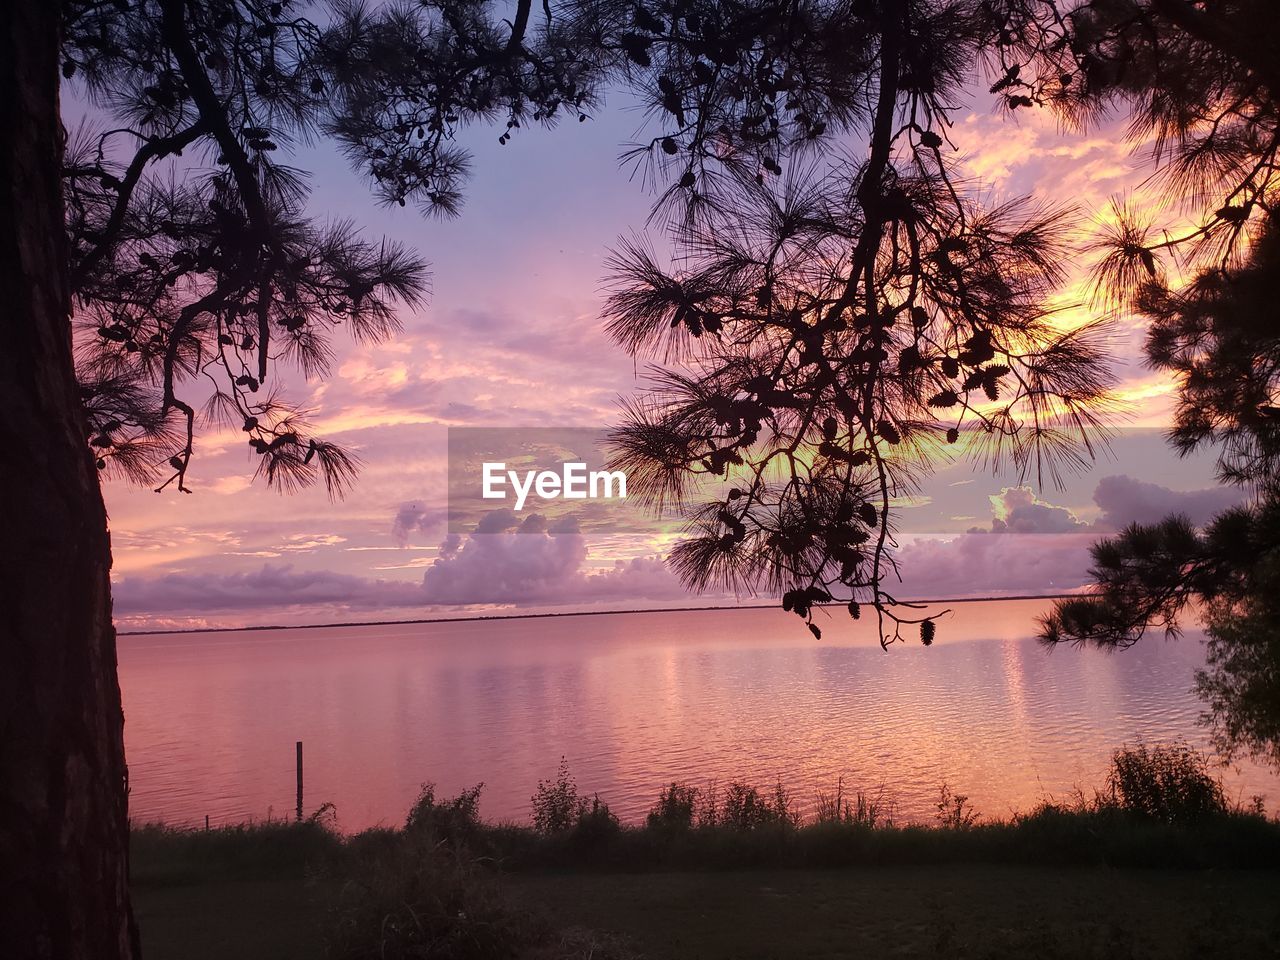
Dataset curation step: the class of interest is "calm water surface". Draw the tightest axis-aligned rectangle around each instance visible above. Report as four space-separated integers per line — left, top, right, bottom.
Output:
117 600 1278 830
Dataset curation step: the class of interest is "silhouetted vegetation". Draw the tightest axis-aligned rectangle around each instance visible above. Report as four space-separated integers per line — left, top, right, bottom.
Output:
1039 232 1280 770
646 781 700 831
531 758 583 834
131 816 342 884
934 783 979 830
128 745 1280 958
135 744 1278 877
602 0 1280 647
814 777 896 828
1008 1 1280 773
405 782 486 843
1105 742 1228 825
61 0 620 493
605 70 1118 649
18 2 1280 954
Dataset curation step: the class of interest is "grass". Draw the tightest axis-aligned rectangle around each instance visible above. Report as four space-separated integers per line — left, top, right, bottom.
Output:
131 817 342 884
130 819 340 960
129 744 1280 958
132 853 1280 960
133 874 332 960
510 866 1280 959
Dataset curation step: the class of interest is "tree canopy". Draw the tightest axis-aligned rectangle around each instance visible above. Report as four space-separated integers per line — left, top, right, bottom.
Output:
1032 0 1280 769
63 0 619 495
61 0 1280 660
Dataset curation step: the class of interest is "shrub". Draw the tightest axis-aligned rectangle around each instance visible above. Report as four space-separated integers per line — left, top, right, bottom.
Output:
694 781 722 829
571 794 621 849
1105 742 1227 824
405 782 485 843
935 783 980 830
532 758 580 834
716 780 798 830
646 782 699 831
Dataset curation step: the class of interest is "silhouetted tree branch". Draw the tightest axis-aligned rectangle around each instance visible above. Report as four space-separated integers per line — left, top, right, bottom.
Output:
1030 1 1280 767
604 0 1119 647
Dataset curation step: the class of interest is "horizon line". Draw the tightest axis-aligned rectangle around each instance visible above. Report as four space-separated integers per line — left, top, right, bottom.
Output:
117 592 1077 638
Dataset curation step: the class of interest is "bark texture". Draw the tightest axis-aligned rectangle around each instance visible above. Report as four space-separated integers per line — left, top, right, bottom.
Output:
0 0 138 957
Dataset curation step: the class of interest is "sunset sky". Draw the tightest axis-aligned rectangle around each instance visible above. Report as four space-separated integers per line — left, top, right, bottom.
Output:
95 87 1242 631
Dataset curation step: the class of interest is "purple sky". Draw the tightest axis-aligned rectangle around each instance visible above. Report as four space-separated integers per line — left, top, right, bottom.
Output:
89 87 1239 630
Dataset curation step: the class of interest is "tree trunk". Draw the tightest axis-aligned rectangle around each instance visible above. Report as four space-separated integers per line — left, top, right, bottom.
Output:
0 1 138 957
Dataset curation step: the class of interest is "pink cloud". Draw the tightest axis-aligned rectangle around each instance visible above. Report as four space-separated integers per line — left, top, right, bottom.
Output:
112 473 1248 628
1092 474 1241 529
113 564 426 616
892 533 1095 599
420 512 689 605
967 486 1091 534
114 511 693 626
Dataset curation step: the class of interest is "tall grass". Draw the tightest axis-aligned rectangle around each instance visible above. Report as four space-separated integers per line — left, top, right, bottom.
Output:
814 777 896 828
130 815 341 884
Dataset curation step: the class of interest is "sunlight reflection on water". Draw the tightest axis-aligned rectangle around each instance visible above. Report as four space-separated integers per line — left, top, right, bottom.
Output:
117 600 1278 831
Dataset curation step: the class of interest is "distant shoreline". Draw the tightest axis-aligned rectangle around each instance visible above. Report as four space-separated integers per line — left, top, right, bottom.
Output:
118 593 1075 637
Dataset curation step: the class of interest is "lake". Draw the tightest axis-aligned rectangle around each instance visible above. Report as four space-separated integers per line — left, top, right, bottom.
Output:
117 600 1278 831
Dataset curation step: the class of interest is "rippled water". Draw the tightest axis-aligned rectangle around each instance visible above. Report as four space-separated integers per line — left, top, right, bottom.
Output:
117 600 1278 831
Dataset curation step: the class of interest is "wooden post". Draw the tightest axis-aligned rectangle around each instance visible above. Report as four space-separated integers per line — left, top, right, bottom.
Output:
295 740 303 821
204 814 209 832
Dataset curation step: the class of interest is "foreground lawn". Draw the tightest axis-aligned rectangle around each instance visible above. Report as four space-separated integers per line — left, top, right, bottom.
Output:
133 875 332 960
130 823 335 960
510 866 1280 959
133 863 1280 960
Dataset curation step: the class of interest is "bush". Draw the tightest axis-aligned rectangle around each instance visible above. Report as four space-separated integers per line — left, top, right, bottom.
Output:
531 758 620 847
935 783 980 830
533 758 580 834
713 780 799 830
646 782 699 831
571 794 621 849
1105 742 1227 824
405 782 485 843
